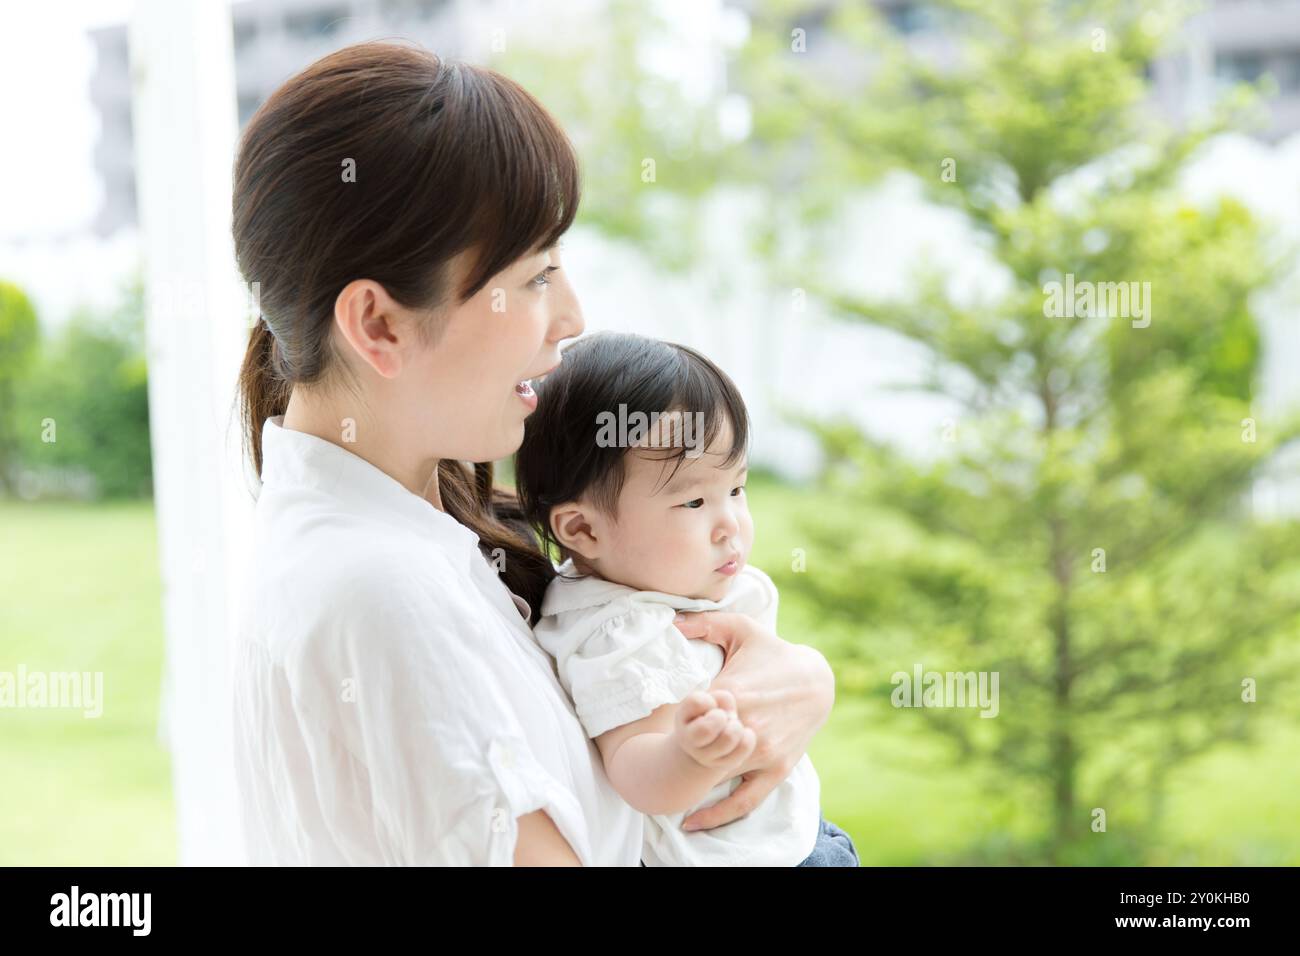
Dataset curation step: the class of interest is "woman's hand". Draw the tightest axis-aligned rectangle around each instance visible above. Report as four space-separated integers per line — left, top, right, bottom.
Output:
672 610 834 832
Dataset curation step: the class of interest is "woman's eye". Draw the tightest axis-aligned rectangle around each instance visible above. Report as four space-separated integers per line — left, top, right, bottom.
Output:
681 498 704 509
531 266 558 288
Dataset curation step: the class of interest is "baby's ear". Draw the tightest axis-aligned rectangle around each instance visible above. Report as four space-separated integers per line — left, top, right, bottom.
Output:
550 502 601 561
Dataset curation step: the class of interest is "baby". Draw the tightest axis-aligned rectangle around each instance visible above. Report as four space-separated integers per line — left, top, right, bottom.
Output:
514 331 858 867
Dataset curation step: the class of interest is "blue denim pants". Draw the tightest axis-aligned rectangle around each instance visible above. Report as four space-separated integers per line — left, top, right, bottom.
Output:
796 816 860 867
638 816 860 866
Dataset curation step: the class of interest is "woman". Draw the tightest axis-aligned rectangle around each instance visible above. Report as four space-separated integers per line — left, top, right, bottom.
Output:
230 40 835 866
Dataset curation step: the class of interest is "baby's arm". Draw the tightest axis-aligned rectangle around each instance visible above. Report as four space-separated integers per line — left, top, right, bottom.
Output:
594 690 756 817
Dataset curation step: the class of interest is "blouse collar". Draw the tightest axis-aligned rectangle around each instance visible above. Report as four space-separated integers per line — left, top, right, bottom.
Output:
540 557 734 617
259 415 482 574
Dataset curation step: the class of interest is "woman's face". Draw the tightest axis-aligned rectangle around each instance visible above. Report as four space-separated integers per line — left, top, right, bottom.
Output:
401 242 584 463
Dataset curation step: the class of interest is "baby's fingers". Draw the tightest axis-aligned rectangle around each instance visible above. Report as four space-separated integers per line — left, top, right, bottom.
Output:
681 706 729 749
676 691 717 728
692 714 752 765
728 726 758 765
708 688 737 715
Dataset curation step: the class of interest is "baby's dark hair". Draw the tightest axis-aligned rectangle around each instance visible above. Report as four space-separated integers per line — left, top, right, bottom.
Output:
514 331 750 564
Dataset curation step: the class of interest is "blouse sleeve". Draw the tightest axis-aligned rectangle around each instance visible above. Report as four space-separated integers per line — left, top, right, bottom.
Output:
728 564 780 632
559 602 720 740
286 556 589 866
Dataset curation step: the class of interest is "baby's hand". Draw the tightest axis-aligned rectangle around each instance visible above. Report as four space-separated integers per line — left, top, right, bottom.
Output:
671 689 757 771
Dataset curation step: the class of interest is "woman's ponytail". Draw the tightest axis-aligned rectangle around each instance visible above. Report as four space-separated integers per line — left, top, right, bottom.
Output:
238 317 292 479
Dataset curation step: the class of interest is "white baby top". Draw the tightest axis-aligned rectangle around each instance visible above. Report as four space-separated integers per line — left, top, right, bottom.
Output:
532 558 822 866
231 416 643 866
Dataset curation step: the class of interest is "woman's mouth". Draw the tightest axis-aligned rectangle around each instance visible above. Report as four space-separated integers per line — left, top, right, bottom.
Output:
515 361 561 412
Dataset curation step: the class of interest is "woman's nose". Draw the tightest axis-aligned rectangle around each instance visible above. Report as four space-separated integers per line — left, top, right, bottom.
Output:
552 285 584 342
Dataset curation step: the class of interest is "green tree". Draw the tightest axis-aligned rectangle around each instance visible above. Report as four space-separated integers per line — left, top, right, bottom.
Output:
0 280 39 492
740 0 1300 862
15 277 152 499
491 0 750 273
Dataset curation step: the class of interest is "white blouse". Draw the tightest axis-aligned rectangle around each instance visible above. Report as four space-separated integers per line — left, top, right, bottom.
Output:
231 416 643 866
533 560 822 866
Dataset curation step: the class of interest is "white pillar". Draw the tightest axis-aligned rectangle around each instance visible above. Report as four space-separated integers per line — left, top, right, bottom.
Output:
129 0 252 865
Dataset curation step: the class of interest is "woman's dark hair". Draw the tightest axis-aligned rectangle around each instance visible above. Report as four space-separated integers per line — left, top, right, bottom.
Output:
514 332 750 576
234 41 577 617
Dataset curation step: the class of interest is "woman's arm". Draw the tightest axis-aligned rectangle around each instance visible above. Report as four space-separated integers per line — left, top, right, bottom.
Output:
513 809 582 866
671 610 835 832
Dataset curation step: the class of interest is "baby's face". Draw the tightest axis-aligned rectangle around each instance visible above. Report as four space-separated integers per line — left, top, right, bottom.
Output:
581 426 752 602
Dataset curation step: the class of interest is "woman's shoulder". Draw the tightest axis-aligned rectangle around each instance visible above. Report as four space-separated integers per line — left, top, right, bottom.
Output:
240 507 481 672
237 539 518 748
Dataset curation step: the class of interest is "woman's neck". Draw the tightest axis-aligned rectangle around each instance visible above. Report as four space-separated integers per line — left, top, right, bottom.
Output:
282 385 443 510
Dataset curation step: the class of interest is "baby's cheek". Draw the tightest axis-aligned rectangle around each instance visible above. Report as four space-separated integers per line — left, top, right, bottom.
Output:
627 527 677 572
647 527 696 579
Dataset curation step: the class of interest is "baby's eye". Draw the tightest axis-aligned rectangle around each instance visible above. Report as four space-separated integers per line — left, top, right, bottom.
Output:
731 485 745 496
680 498 704 509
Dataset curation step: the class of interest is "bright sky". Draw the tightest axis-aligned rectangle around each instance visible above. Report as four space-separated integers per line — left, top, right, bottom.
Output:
0 0 1295 341
0 0 727 326
0 0 134 241
0 1 137 327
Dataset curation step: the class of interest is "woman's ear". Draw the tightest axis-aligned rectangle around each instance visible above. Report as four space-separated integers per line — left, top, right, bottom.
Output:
333 278 404 379
550 502 602 562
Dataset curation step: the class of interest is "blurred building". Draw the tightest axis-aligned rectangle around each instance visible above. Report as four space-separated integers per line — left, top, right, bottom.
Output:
1151 0 1300 139
89 0 1300 237
745 0 1300 133
88 0 470 236
876 0 1300 141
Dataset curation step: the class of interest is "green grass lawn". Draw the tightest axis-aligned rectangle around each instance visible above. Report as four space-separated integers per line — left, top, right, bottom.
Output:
0 500 175 865
3 488 1298 864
